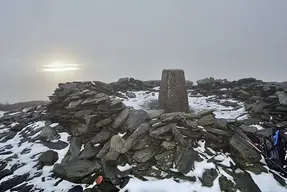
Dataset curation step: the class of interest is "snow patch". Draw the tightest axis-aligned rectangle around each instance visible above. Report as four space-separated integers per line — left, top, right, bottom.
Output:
117 164 135 172
120 177 221 192
0 111 5 118
250 124 264 130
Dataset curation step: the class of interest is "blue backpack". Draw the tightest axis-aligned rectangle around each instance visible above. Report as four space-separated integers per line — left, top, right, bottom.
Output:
264 130 283 170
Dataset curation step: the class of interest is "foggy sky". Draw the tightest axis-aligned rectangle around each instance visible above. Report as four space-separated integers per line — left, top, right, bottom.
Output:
1 0 287 103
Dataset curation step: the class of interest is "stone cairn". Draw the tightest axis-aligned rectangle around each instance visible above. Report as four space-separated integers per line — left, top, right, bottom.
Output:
43 73 263 191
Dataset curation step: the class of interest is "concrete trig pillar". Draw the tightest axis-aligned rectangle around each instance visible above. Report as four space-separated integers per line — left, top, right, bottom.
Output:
158 69 189 113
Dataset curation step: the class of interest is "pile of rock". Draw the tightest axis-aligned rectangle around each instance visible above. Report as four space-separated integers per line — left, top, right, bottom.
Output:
0 105 46 142
43 81 271 191
194 77 287 133
109 77 155 92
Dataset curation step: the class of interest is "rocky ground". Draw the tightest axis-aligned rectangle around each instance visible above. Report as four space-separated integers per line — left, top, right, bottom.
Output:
0 77 287 192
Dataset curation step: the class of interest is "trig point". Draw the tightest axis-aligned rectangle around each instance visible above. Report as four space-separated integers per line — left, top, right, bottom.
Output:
158 69 189 113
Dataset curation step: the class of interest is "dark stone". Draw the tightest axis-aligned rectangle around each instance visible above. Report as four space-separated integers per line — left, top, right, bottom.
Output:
68 186 84 192
81 93 109 105
71 124 89 136
41 140 69 150
144 109 165 119
39 126 60 141
126 91 136 98
103 151 120 165
39 150 59 166
216 119 228 129
158 69 189 113
80 143 100 160
149 123 175 138
161 141 176 150
97 140 111 159
133 147 157 163
69 137 82 159
220 101 238 107
101 163 121 185
19 184 34 192
0 173 29 191
91 182 119 192
219 176 237 192
111 108 130 129
122 123 150 153
199 114 216 126
0 162 7 171
96 118 112 128
11 123 26 132
3 131 17 141
239 124 258 133
172 126 187 146
174 144 200 174
271 171 286 186
204 127 230 136
85 114 102 125
185 120 198 128
229 129 261 163
125 109 148 132
249 96 263 102
233 170 261 192
245 163 268 175
132 135 151 151
91 129 113 144
53 160 101 183
200 168 218 187
155 150 174 171
0 169 13 180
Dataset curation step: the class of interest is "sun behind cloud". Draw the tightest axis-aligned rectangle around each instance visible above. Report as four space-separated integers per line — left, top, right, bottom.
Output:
42 61 80 72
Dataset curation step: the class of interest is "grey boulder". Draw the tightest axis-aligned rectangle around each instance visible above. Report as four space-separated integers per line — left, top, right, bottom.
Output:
53 160 101 183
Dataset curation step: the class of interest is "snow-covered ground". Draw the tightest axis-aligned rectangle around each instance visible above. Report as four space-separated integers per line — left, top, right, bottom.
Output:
0 111 5 118
120 140 287 192
122 90 248 120
0 121 81 191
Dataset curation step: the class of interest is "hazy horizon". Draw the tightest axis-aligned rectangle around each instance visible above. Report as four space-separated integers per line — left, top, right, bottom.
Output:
1 0 287 103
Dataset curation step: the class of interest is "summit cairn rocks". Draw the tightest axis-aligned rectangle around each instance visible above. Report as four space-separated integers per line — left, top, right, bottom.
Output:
158 69 189 113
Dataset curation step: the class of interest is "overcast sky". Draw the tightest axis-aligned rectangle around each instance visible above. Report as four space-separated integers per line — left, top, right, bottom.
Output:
0 0 287 103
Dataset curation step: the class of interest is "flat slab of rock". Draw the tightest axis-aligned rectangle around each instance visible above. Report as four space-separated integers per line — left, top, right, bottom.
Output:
198 114 216 126
79 143 100 160
174 144 200 174
230 130 261 163
53 160 101 183
111 108 130 129
144 109 165 119
233 170 261 192
125 109 148 132
149 123 175 138
172 126 187 146
91 129 113 144
81 93 109 105
133 147 157 163
123 123 150 153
